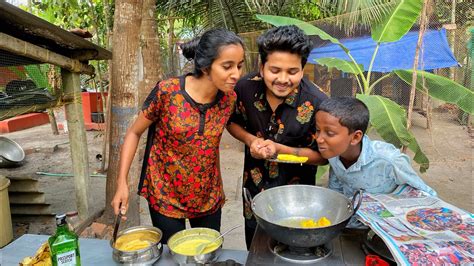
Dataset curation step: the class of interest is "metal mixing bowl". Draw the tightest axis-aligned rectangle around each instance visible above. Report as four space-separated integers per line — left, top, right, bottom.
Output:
110 225 163 265
168 227 223 264
0 136 25 168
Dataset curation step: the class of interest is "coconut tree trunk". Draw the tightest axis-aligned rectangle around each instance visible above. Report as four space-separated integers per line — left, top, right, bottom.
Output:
105 0 144 225
136 0 162 223
139 0 162 105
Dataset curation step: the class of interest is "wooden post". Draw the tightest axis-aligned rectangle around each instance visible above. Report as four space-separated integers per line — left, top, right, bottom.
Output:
61 69 91 220
406 0 429 130
404 0 429 153
47 65 60 135
168 16 175 76
47 109 59 135
100 66 112 173
448 0 456 82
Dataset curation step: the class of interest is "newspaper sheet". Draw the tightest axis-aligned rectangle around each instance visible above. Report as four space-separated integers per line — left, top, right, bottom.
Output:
357 185 474 265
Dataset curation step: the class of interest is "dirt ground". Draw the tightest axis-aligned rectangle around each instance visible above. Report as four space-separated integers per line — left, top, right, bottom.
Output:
1 108 472 251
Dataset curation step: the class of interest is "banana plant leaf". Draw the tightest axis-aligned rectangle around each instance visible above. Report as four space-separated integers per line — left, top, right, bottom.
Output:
256 14 349 53
357 94 429 172
24 65 50 90
395 70 474 115
315 58 364 75
7 66 27 79
371 0 423 43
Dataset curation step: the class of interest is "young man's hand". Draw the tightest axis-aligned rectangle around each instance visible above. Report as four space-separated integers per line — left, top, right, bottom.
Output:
250 138 269 159
250 138 277 159
259 139 278 159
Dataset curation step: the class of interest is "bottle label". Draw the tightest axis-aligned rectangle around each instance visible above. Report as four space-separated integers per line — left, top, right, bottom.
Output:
56 250 76 265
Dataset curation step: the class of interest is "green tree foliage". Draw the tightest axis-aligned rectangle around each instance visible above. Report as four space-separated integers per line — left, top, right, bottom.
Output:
26 0 110 48
245 0 322 23
319 0 399 34
24 0 114 90
158 0 328 35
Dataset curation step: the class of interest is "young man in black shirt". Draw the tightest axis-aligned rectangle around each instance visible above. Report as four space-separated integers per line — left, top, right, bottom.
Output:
227 25 328 249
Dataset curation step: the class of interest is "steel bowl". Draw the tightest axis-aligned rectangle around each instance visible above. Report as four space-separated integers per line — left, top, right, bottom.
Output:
168 227 223 264
244 185 362 247
110 225 163 265
0 136 25 168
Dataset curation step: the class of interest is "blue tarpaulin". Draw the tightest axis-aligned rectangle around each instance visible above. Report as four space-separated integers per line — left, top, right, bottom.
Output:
308 29 459 72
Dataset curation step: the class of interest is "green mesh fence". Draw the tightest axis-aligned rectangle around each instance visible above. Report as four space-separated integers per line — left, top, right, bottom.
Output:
0 60 61 120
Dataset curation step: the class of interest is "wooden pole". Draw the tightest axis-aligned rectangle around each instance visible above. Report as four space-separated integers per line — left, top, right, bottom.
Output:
100 67 112 173
61 69 91 220
448 0 456 81
404 0 429 152
47 109 59 135
100 23 114 173
47 65 60 135
168 16 175 76
406 0 429 130
0 33 94 75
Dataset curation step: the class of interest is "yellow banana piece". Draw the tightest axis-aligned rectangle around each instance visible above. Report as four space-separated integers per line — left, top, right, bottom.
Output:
299 217 332 228
20 242 52 266
317 216 331 227
300 219 318 228
276 154 308 163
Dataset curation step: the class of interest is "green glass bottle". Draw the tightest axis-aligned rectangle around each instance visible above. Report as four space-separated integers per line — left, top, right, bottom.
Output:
48 214 81 266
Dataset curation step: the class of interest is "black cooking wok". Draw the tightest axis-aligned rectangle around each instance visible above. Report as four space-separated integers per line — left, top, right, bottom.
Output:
244 185 362 247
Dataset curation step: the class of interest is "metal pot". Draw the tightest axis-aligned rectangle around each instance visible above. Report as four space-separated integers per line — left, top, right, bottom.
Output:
0 136 25 168
244 185 362 247
168 227 223 264
110 225 163 265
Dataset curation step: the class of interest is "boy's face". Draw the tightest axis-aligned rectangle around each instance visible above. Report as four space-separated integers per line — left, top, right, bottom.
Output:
260 51 304 99
315 111 362 159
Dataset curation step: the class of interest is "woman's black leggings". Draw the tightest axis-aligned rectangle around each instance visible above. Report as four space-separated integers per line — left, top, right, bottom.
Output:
148 206 222 244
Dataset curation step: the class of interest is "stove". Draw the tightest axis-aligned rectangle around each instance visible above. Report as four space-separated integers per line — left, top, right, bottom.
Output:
245 226 367 265
269 238 332 264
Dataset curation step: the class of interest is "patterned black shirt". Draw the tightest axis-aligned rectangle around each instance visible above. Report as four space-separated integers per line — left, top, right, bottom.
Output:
229 72 328 222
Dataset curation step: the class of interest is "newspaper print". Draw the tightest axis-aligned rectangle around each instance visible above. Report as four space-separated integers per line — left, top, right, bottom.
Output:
357 185 474 265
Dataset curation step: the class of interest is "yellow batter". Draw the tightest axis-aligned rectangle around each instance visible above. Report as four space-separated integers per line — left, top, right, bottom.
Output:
115 231 157 251
172 238 221 256
276 154 308 163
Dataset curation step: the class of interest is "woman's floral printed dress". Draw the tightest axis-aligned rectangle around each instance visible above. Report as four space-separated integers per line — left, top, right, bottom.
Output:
140 75 236 218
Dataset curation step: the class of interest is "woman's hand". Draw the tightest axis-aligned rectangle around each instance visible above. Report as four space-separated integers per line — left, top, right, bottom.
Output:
111 182 129 220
